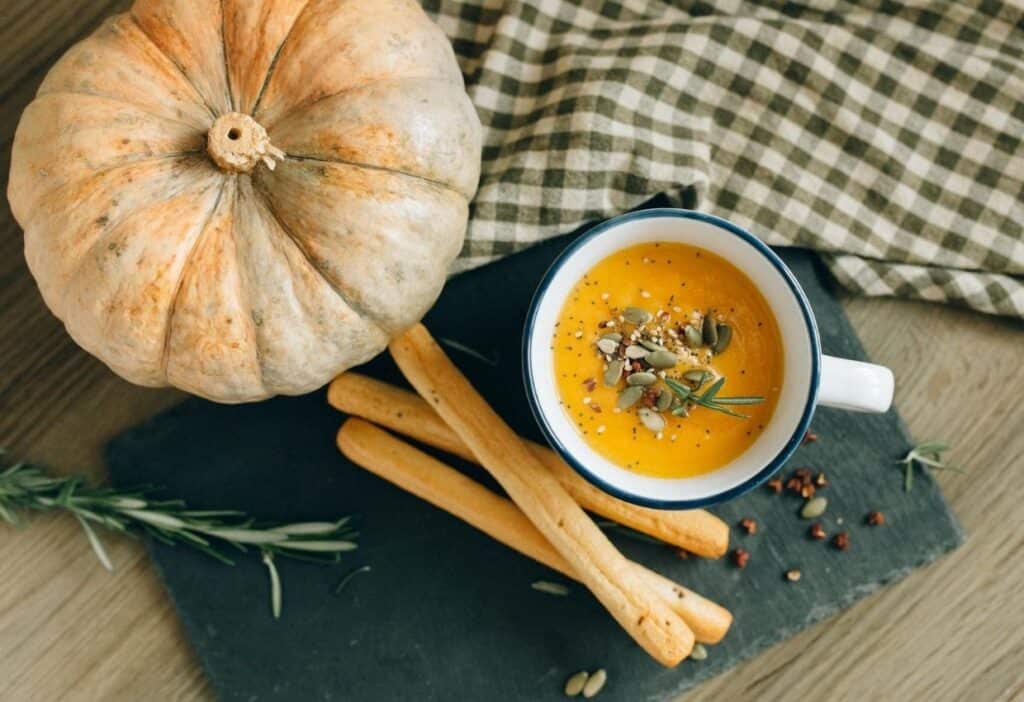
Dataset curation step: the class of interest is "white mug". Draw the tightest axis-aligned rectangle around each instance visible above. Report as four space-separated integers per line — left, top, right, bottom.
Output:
523 209 894 509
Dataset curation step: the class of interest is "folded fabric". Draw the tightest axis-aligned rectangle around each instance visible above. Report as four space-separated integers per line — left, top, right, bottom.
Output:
425 0 1023 317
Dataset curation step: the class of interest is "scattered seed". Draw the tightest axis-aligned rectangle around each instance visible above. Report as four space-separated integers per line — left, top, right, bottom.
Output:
638 408 666 433
794 468 813 482
802 429 819 444
690 643 708 661
574 330 584 339
564 671 589 697
732 548 750 568
801 496 828 519
739 518 757 535
785 477 803 494
596 425 606 435
625 345 648 359
866 510 886 526
711 324 732 354
603 360 624 386
531 580 570 596
809 522 826 540
601 292 611 301
622 307 652 325
626 372 657 386
799 483 816 499
640 290 652 299
701 311 718 346
582 396 592 405
582 669 607 698
617 386 644 409
815 472 828 487
655 390 673 411
596 338 619 355
600 332 623 343
646 349 678 369
766 478 783 494
785 569 802 582
583 377 597 392
638 339 665 352
833 532 850 550
683 324 703 347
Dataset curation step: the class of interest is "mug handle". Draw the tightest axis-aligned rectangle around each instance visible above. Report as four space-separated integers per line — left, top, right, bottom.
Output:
818 355 894 413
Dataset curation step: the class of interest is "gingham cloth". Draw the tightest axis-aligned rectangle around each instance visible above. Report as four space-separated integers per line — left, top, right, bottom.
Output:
423 0 1024 317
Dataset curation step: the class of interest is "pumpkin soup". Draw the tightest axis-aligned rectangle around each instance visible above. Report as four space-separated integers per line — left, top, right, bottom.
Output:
552 242 784 479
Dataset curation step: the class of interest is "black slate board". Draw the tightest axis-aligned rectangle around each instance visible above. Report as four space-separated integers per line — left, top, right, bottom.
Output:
107 227 963 702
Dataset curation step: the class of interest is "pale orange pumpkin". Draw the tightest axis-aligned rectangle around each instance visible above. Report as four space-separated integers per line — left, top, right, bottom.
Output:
8 0 482 402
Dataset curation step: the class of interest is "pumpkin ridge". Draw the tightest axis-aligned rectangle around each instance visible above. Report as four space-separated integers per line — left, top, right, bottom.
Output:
220 0 236 112
160 178 231 375
128 12 218 120
222 182 267 396
248 0 315 118
261 74 464 132
255 187 390 337
33 89 211 132
284 153 467 201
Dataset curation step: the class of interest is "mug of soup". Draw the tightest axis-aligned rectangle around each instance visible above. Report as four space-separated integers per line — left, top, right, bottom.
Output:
523 209 894 509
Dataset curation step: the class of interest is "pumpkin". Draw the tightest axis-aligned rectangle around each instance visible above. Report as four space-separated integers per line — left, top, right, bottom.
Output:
8 0 482 403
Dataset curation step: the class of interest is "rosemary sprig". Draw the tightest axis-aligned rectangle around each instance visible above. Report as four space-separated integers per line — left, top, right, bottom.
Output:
897 441 965 491
664 376 765 419
0 451 358 619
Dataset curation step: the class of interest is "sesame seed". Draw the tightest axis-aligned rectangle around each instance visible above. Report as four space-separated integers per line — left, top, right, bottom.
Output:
601 292 610 301
574 330 583 339
596 425 606 434
582 397 591 405
640 290 651 299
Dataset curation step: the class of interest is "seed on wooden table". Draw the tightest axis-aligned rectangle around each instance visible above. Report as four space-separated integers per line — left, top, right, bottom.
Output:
801 496 828 519
626 372 657 386
617 386 644 409
622 307 652 324
625 345 648 359
603 360 624 386
690 643 708 661
785 569 802 582
638 408 666 433
596 338 619 355
646 349 678 369
564 671 589 697
582 669 607 699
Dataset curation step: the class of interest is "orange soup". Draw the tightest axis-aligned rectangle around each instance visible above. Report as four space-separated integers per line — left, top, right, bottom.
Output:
552 242 784 479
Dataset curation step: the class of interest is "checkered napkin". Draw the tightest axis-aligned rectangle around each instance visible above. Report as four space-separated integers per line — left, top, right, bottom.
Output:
423 1 1024 317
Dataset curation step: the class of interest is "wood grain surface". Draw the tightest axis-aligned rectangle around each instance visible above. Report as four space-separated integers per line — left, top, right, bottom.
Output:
1 3 1022 701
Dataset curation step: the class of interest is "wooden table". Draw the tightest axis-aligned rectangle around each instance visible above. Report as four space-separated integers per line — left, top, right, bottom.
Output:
2 3 1022 700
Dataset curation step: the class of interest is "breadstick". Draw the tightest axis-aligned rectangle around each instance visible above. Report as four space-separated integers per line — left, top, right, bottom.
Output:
328 373 728 558
389 324 692 666
337 418 732 644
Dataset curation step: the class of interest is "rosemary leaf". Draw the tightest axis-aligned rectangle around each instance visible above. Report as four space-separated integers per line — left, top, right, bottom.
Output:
334 564 372 595
261 551 283 620
75 515 114 572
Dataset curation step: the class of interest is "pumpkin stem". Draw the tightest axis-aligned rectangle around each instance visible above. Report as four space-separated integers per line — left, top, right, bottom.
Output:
206 113 285 173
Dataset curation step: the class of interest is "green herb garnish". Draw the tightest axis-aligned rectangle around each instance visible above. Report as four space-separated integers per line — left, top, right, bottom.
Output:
897 441 965 491
664 376 765 419
0 451 358 619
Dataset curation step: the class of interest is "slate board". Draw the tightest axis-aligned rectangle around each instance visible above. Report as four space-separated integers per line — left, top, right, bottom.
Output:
107 218 963 702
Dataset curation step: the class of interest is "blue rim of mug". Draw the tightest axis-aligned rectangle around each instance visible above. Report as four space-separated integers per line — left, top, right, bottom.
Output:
522 208 822 509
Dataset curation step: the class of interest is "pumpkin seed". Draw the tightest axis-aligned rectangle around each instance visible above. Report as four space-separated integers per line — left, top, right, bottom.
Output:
645 349 678 369
626 372 657 386
800 496 828 519
690 643 708 661
639 339 665 352
564 671 589 697
712 324 732 354
622 307 652 325
624 345 648 359
617 386 645 409
682 369 710 387
600 332 622 343
603 360 624 386
582 669 607 698
701 312 718 346
596 338 619 355
655 390 673 411
683 324 703 348
638 408 666 433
